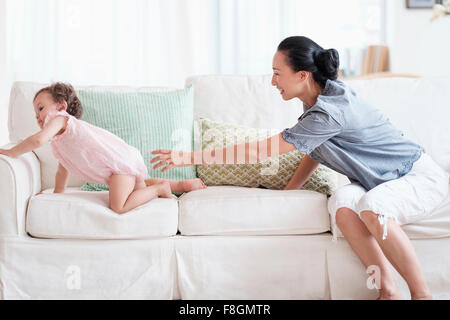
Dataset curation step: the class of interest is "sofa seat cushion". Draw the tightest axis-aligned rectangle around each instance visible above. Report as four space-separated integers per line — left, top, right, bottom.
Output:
26 188 178 239
331 184 450 240
178 186 330 235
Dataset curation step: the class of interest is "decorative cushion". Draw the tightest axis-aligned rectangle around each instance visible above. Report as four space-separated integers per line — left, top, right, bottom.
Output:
196 118 338 196
76 87 196 191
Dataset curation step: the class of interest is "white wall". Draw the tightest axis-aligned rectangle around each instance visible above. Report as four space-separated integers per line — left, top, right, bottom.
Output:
0 0 8 146
387 0 450 76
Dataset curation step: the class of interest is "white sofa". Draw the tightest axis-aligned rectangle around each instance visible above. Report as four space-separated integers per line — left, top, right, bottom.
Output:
0 75 449 300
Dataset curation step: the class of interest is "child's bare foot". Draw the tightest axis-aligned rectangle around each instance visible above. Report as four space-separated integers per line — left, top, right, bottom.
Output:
181 178 207 192
156 181 172 198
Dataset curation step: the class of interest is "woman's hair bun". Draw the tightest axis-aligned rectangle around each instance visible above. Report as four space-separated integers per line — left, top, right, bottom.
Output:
277 36 340 87
313 48 339 80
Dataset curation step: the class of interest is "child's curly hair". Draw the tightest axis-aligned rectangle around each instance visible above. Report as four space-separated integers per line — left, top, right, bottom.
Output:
34 82 83 119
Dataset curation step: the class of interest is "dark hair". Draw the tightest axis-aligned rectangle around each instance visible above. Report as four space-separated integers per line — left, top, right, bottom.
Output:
34 82 83 119
277 36 339 88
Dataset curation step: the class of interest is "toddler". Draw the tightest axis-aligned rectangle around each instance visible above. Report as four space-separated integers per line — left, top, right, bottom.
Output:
0 82 206 213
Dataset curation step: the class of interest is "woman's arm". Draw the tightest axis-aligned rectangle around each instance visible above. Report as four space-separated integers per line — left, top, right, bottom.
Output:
0 117 67 158
151 133 296 172
283 154 319 190
54 163 69 193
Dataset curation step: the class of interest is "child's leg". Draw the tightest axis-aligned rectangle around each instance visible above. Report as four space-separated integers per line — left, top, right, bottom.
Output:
109 174 172 214
145 177 206 193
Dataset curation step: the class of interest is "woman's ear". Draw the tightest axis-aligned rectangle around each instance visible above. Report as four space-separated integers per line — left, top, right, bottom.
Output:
58 100 68 111
298 71 309 81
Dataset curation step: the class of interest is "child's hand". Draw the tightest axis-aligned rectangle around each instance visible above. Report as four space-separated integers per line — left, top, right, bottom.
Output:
150 149 191 172
0 148 14 157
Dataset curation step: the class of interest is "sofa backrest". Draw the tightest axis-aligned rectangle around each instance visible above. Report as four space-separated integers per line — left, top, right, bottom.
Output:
7 77 450 190
187 75 450 174
186 75 302 131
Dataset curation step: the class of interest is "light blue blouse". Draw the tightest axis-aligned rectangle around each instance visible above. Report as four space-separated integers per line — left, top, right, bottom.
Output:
281 79 423 191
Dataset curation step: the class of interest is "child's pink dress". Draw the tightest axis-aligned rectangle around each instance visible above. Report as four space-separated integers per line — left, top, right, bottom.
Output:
44 110 148 185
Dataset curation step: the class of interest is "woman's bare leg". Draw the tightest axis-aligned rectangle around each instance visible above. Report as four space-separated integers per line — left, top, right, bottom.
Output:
360 210 432 300
109 175 172 214
145 178 206 193
336 207 401 299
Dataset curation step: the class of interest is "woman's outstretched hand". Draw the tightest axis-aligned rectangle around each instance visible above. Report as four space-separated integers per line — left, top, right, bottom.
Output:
150 149 192 172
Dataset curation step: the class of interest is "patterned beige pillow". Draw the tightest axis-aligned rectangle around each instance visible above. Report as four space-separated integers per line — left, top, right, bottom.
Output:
196 117 338 196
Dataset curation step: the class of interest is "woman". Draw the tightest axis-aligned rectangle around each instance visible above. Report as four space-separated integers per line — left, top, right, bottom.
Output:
151 36 449 300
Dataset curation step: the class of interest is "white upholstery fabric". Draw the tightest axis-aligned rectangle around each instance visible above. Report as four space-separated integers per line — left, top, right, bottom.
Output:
26 188 178 239
175 235 331 299
178 186 330 236
0 236 177 299
0 145 41 237
8 82 175 190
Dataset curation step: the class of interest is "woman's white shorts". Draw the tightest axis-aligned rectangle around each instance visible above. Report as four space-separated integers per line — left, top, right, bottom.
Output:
328 152 449 241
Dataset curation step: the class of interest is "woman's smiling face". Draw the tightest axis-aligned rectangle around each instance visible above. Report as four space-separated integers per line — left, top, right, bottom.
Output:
271 50 304 101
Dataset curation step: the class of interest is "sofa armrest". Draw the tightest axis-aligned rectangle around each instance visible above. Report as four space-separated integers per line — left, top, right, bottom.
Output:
0 144 41 237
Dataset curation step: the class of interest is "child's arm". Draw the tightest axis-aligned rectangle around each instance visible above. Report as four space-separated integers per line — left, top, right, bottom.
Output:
54 163 69 193
0 117 67 158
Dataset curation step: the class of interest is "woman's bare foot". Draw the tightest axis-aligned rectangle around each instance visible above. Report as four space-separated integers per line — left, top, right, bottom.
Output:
376 289 403 300
156 181 172 198
411 293 432 300
181 178 207 192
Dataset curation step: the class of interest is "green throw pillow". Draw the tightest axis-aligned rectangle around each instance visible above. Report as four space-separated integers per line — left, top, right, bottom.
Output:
196 117 338 196
77 86 196 192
